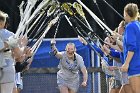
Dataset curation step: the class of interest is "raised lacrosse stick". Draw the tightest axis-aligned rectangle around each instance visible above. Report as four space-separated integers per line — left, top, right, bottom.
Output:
31 11 63 54
25 0 60 38
76 0 113 35
18 1 24 21
25 0 52 25
73 2 92 31
15 0 38 38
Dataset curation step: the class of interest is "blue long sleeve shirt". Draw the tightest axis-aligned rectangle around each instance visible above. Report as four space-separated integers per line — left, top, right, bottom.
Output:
86 43 113 66
123 20 140 76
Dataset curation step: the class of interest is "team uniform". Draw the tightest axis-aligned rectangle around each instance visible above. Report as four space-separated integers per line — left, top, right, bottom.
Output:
15 72 23 90
110 50 129 85
123 20 140 77
86 43 122 89
0 28 16 93
57 51 86 92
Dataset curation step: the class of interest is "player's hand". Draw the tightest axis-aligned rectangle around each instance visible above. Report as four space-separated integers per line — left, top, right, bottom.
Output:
81 81 87 87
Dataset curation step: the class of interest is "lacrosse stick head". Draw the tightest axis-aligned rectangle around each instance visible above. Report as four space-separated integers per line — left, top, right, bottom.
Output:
47 0 60 17
73 2 85 18
61 3 74 16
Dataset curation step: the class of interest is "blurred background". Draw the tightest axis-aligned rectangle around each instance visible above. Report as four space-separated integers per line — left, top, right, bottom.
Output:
0 0 139 39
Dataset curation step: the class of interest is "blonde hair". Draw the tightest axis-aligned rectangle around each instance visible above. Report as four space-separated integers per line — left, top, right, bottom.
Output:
0 10 8 23
65 42 76 51
124 3 139 19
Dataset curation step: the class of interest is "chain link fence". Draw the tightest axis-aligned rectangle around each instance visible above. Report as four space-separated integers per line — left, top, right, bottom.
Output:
20 68 107 93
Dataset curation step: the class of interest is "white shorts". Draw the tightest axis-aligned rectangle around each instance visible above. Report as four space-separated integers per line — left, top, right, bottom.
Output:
0 82 14 93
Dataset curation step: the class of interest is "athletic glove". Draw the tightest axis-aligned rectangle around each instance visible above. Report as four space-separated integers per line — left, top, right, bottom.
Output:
6 35 19 49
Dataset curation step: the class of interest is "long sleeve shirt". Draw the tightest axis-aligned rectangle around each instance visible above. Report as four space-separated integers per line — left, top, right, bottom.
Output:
123 20 140 76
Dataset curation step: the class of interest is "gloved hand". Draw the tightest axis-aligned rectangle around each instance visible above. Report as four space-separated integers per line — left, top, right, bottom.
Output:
6 35 19 49
50 39 56 49
50 39 58 56
51 39 56 45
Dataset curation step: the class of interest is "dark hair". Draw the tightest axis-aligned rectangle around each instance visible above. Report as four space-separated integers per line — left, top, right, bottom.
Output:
4 15 10 28
138 15 140 21
0 17 5 22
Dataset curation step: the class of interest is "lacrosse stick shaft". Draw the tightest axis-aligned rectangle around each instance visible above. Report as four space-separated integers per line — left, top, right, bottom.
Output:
16 0 38 38
76 0 113 34
25 0 52 25
102 0 124 20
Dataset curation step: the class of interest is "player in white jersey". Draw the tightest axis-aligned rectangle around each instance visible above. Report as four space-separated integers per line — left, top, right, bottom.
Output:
50 39 88 93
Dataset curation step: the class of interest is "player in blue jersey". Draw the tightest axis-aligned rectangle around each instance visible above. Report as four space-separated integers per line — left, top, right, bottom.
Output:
121 3 140 93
